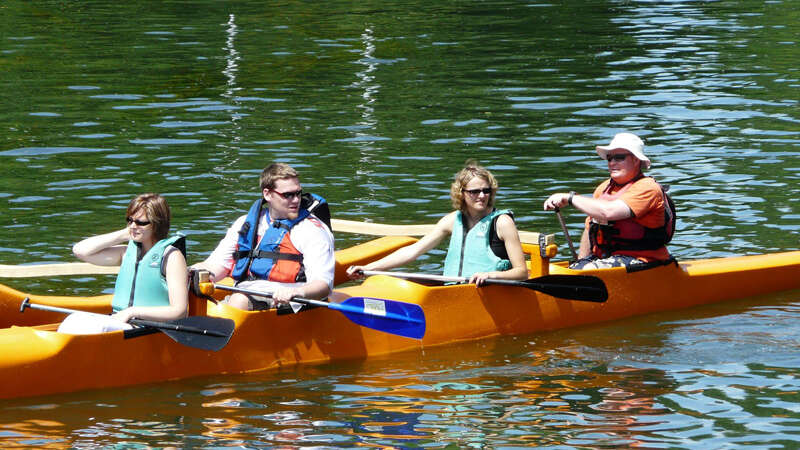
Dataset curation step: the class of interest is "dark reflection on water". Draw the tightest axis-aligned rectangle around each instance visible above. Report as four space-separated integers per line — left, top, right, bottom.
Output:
2 0 800 447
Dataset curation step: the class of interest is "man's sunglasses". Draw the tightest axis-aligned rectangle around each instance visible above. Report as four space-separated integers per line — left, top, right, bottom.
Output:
273 189 303 200
606 154 629 162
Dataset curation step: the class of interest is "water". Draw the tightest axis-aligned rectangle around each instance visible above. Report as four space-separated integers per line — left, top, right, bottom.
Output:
2 0 800 447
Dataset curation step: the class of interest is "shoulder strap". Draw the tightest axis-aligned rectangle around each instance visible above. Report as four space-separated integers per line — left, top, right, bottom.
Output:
300 192 332 232
489 210 512 260
234 199 266 273
659 183 677 242
160 235 186 278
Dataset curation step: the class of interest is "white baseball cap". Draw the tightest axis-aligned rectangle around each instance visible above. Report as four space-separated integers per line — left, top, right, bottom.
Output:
596 132 650 169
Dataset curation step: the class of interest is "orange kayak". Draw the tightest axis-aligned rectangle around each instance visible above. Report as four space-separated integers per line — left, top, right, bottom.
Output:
2 237 800 400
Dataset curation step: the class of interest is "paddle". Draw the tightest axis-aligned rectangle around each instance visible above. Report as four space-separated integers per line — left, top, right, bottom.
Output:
19 298 235 351
331 218 543 244
212 284 426 339
0 262 119 278
0 220 545 278
554 207 578 262
359 270 608 303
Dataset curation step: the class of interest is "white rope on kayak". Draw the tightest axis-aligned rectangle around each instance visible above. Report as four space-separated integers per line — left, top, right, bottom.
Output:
0 263 119 278
0 220 548 278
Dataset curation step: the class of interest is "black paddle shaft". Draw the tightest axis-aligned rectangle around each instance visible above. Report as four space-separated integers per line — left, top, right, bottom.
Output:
554 207 579 262
358 270 608 303
483 275 608 302
129 318 229 337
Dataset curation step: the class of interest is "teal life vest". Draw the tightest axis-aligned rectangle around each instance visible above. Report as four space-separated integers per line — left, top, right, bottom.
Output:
111 235 186 313
442 209 513 278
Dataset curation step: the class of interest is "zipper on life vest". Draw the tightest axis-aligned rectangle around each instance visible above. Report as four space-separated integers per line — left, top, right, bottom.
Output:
127 244 144 308
456 221 468 277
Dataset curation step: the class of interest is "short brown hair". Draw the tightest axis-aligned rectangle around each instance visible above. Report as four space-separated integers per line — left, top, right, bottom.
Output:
260 163 299 191
126 193 170 241
450 160 498 212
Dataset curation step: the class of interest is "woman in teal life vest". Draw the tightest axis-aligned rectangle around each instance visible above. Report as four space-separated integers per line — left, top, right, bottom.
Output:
347 161 528 285
63 193 188 332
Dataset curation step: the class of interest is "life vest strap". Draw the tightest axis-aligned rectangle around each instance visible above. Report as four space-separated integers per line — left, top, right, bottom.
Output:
233 250 303 262
272 221 292 231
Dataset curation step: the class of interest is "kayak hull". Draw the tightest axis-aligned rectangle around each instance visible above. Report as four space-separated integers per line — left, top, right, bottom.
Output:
0 301 423 400
2 246 800 400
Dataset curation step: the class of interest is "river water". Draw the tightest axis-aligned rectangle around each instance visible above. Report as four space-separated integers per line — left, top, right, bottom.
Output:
2 0 799 447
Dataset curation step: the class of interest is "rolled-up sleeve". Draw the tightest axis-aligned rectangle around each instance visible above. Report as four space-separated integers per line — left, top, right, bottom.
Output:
204 215 248 279
292 218 336 289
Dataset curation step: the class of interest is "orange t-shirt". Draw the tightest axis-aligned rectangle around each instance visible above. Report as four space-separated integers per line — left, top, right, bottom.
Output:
585 177 670 262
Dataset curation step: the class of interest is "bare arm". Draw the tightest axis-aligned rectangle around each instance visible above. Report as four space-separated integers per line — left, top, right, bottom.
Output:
112 249 189 323
578 225 591 259
544 192 633 223
190 260 225 282
346 212 455 277
190 244 231 283
189 217 245 282
270 279 331 305
72 228 130 266
469 214 529 285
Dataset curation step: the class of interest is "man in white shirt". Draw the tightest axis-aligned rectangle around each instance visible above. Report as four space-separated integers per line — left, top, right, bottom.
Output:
192 163 335 310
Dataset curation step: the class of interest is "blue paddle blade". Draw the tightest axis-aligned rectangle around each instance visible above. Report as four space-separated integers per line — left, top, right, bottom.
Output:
329 297 426 340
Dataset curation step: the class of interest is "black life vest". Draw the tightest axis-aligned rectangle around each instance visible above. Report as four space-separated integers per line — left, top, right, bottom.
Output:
589 176 676 258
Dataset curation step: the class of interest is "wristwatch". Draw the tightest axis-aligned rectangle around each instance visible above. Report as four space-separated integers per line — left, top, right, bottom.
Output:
568 191 576 206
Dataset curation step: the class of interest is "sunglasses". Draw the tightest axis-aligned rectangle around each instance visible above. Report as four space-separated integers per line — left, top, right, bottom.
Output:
463 188 493 196
606 154 629 162
272 189 303 200
126 217 151 226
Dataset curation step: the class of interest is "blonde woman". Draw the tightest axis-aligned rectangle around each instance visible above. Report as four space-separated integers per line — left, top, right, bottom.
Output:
347 160 527 285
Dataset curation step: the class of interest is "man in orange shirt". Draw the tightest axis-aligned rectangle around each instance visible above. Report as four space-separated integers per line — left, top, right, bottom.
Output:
544 133 674 270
